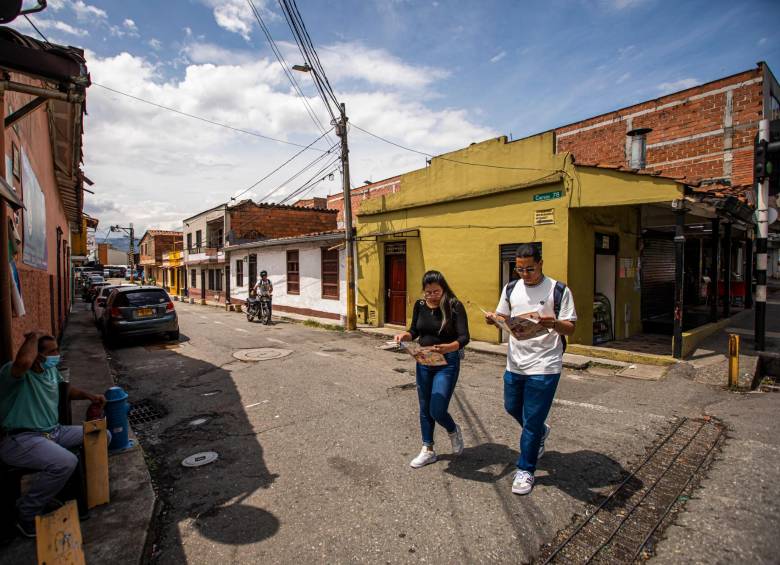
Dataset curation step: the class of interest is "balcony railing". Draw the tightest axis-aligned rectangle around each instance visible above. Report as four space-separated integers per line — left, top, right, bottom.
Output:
187 244 223 254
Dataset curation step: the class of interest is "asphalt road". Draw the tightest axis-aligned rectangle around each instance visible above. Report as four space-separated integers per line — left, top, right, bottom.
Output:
105 300 780 564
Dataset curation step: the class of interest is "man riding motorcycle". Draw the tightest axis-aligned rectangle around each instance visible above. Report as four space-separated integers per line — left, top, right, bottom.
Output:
247 270 273 324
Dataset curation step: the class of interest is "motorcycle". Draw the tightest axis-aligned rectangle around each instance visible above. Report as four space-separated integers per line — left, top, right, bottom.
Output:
246 291 272 325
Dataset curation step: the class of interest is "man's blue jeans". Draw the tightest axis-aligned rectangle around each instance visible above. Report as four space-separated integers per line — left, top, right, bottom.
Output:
503 371 560 474
416 351 460 446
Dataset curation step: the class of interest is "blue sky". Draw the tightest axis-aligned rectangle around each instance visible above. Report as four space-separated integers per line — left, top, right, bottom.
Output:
11 0 780 232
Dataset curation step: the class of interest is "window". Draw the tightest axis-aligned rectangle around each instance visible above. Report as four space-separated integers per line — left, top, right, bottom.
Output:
195 230 202 249
287 250 300 294
321 248 339 299
187 233 192 251
191 269 197 288
215 269 223 291
208 269 215 290
236 260 244 287
248 254 257 289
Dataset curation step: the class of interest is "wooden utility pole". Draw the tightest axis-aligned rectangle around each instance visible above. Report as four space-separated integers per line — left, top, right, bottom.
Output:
336 102 356 330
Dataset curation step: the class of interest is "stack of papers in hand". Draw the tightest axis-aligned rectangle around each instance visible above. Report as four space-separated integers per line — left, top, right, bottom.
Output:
399 341 448 366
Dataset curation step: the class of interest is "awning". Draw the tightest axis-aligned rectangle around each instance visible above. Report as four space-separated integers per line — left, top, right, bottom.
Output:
0 176 23 210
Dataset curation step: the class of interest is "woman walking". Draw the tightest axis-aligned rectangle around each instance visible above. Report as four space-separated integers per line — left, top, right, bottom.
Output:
395 271 470 468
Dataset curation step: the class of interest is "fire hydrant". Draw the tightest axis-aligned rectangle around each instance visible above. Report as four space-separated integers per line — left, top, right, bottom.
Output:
104 386 133 452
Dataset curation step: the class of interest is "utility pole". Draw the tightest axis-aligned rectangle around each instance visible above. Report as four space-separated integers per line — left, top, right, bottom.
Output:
129 223 135 283
336 103 356 330
755 118 770 351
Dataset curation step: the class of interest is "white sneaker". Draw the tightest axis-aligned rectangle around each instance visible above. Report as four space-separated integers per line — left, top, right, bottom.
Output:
410 446 437 468
538 423 551 459
511 470 535 495
449 425 464 455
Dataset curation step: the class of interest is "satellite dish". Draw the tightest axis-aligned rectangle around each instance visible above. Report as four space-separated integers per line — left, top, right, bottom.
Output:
0 0 23 24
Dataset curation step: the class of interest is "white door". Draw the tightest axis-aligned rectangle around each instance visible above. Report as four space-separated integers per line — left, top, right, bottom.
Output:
595 254 616 335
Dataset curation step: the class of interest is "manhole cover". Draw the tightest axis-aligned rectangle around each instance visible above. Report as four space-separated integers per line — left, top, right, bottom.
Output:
182 451 219 467
233 348 292 362
128 399 166 426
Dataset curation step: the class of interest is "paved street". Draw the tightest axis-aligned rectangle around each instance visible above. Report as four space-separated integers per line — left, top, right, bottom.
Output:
103 301 780 564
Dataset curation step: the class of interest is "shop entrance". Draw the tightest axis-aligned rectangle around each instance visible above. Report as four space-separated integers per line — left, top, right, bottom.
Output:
594 233 618 344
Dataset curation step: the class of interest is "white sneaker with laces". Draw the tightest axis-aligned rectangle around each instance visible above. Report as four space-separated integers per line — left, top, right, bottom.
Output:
538 423 551 459
512 470 535 495
449 425 464 455
410 446 437 468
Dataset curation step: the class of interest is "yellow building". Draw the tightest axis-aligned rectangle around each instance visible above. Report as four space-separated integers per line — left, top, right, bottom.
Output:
355 132 747 357
161 250 185 296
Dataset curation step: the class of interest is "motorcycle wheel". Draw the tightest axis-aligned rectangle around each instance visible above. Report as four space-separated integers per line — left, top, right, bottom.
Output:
246 312 255 322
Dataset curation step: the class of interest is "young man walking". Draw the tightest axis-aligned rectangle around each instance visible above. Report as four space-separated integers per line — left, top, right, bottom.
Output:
486 244 576 495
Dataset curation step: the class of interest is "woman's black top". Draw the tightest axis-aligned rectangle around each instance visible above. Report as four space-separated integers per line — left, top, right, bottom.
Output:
408 299 470 349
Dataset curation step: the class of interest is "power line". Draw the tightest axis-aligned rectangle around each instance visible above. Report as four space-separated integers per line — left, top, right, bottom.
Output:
23 15 50 44
277 157 341 204
230 130 335 202
252 145 340 203
246 0 335 144
92 82 328 151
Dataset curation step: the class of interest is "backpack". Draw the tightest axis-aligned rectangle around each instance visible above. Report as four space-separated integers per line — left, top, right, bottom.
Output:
505 279 568 351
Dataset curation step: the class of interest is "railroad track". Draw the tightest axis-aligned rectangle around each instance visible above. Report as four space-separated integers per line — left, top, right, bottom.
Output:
538 416 726 564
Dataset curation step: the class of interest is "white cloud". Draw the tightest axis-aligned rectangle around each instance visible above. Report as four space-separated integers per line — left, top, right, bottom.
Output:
657 78 699 94
616 72 631 84
313 41 450 90
758 37 768 46
148 38 162 50
180 42 256 65
123 19 138 32
8 16 88 39
71 0 107 20
199 0 274 41
82 49 494 231
611 0 645 8
490 51 506 64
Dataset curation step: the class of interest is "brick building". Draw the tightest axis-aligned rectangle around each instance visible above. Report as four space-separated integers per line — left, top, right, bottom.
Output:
183 201 337 304
138 230 183 285
555 62 780 194
0 28 90 362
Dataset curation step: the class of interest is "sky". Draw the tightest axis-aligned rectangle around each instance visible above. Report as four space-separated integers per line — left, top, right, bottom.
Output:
10 0 780 236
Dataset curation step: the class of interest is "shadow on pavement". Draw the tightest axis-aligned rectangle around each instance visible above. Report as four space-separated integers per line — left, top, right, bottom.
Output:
110 343 279 562
443 443 635 505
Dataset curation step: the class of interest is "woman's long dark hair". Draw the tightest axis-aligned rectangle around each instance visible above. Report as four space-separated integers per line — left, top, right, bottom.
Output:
422 270 459 334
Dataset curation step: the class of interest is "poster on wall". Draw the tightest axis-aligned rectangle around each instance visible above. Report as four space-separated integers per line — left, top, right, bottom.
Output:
21 148 48 270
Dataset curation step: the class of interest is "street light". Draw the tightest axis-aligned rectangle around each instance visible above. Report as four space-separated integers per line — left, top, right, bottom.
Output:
110 223 136 282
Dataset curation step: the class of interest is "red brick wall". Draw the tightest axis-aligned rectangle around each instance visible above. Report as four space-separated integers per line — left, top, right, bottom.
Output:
326 177 400 224
555 67 765 187
228 203 337 240
5 73 73 352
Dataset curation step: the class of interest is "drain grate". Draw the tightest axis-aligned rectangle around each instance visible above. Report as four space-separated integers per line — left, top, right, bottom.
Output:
128 399 166 426
538 416 726 564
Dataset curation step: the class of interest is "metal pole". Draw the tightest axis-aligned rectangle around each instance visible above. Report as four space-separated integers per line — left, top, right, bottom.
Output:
129 223 135 283
0 84 13 365
745 229 753 309
337 102 356 331
723 222 732 319
755 118 770 351
709 217 720 323
673 207 686 359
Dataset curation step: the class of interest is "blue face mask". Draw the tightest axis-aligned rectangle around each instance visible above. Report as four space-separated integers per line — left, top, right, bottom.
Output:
41 355 61 369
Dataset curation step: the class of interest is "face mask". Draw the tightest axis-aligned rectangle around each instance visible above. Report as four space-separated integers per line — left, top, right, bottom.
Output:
41 355 61 369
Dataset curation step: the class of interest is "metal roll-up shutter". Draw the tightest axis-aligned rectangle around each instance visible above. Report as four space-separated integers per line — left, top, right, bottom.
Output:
641 238 675 321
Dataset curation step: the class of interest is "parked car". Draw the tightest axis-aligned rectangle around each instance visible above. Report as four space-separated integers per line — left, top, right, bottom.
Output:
82 276 106 300
93 284 134 326
101 286 179 344
87 281 111 304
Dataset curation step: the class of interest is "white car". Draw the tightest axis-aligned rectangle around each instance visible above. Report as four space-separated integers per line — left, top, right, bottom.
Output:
93 284 134 325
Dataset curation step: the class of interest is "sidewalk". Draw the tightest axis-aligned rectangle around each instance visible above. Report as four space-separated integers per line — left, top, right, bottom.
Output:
0 301 156 565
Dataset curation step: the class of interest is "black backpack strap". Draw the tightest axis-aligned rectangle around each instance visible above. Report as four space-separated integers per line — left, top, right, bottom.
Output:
553 281 567 351
504 279 519 309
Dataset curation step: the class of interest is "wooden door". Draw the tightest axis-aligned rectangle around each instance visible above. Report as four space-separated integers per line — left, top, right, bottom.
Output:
385 254 406 325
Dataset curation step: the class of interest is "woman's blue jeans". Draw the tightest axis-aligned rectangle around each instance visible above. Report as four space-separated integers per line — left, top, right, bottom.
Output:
503 371 560 474
415 351 460 446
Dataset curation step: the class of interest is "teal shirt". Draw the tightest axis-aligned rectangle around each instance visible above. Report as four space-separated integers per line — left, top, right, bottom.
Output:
0 361 62 432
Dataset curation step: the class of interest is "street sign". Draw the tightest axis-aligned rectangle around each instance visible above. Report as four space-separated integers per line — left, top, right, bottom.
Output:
535 209 555 225
533 190 563 202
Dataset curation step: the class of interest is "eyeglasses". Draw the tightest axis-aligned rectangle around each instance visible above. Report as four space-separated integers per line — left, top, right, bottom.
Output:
515 267 537 275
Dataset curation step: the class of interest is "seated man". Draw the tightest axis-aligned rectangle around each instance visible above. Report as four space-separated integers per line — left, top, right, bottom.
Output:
0 331 107 538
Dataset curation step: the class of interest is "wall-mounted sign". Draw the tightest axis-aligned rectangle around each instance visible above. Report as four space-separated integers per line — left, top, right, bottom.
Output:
533 190 563 202
534 209 555 225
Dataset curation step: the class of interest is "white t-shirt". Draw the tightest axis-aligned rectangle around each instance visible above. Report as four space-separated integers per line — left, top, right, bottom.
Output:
495 276 577 375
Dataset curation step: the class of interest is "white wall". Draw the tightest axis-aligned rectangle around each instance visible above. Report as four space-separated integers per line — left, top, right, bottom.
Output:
229 240 346 319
